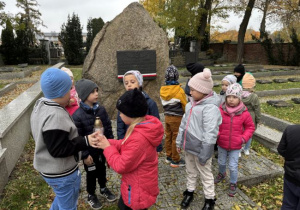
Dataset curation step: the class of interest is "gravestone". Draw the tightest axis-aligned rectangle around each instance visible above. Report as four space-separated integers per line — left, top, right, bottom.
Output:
273 79 288 83
213 82 220 87
288 78 300 82
83 2 169 119
291 98 300 104
222 71 231 74
267 100 293 107
212 71 221 75
257 80 272 84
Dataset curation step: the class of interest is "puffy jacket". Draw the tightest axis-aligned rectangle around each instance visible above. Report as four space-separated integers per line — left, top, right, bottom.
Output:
176 92 222 165
242 93 261 128
104 115 164 210
72 102 114 159
278 125 300 187
160 84 187 116
217 103 255 150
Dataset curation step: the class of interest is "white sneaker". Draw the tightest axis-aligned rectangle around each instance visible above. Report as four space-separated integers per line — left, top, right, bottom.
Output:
239 152 241 158
244 149 250 155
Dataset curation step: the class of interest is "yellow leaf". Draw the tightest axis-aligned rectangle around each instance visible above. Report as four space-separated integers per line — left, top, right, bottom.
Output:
234 204 241 210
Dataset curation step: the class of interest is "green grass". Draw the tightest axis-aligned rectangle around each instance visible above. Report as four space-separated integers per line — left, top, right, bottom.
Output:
261 102 300 124
241 139 284 210
71 68 83 81
0 83 7 89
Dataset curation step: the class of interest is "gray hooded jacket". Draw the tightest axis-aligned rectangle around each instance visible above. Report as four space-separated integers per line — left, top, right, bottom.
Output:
176 92 222 165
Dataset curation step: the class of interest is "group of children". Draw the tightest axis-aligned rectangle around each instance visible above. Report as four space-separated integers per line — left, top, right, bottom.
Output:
31 63 262 210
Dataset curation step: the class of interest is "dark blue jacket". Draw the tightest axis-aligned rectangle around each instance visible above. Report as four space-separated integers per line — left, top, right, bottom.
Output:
73 102 114 159
117 91 162 152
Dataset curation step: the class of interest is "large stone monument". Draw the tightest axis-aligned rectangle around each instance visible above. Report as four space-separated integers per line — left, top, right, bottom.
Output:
83 2 169 119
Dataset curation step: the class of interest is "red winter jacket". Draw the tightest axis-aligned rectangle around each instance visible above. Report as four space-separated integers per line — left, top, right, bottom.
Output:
103 115 164 210
217 104 255 150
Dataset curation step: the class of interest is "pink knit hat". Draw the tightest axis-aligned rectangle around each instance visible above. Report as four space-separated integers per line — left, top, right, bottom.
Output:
61 67 73 78
188 68 213 94
226 83 243 99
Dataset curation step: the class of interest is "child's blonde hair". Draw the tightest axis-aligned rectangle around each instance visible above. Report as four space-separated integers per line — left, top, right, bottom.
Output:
122 117 145 144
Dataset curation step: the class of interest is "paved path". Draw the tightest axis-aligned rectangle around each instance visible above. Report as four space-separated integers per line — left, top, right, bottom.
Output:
78 120 283 209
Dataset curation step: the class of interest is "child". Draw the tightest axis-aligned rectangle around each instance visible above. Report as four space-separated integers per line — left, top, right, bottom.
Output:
61 67 80 115
233 64 245 85
160 65 187 167
72 79 116 209
97 88 164 210
277 125 300 209
117 70 163 153
176 68 222 209
215 83 255 197
184 62 205 97
241 73 261 156
219 74 237 105
30 68 100 210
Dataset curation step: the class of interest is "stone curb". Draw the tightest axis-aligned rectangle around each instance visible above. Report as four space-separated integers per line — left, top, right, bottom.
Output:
256 88 300 97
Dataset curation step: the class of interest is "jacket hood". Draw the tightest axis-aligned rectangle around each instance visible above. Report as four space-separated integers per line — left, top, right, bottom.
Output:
242 93 255 105
133 115 164 147
191 91 220 107
160 84 182 101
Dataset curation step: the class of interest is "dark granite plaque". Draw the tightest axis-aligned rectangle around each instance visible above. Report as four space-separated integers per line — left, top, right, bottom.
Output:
117 50 156 80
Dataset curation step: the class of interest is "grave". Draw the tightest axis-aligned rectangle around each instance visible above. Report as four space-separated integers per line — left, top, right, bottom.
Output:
222 71 231 74
267 100 293 107
291 98 300 104
288 78 300 82
213 82 220 87
256 79 272 84
273 79 288 83
83 2 169 118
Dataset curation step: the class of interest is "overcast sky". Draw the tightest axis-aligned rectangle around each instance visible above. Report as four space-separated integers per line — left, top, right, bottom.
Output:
2 0 272 33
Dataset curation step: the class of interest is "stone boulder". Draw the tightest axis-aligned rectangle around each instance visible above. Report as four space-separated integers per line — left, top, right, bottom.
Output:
83 2 169 119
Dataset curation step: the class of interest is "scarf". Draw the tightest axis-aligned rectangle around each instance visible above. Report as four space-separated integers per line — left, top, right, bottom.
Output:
225 101 244 117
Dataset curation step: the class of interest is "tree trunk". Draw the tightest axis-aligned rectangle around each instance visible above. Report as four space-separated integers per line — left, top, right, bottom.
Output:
197 0 212 52
236 0 256 63
259 0 269 39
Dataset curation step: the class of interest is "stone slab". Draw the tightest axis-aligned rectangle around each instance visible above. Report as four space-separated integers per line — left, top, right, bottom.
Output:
273 79 288 83
292 98 300 104
260 113 292 132
256 80 272 84
256 88 300 97
288 78 300 82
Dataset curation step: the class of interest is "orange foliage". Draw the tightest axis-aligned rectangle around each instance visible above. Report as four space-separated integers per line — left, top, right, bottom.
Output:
211 29 260 43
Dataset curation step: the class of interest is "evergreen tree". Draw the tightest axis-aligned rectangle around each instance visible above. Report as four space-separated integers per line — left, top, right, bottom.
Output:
15 17 30 63
59 13 83 65
86 17 104 54
0 19 16 64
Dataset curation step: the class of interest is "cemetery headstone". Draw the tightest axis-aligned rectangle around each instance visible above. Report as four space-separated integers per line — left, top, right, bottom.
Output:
257 80 272 84
267 100 293 107
213 82 220 87
291 98 300 104
222 71 231 74
82 2 169 118
288 78 300 82
273 79 288 83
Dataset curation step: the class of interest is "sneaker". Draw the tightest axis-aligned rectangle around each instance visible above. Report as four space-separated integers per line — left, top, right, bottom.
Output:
214 172 226 184
170 159 185 168
87 194 102 209
165 156 172 164
228 183 237 197
239 151 241 158
100 187 117 202
244 149 250 155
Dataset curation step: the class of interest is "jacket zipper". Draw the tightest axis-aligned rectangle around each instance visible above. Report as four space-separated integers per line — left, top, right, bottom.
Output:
128 185 131 204
183 106 193 149
229 116 233 150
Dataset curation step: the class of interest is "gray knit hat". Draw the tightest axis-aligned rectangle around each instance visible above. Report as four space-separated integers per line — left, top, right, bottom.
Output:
75 79 98 102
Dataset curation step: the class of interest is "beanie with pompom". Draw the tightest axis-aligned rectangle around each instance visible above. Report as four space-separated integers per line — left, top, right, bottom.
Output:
188 68 213 94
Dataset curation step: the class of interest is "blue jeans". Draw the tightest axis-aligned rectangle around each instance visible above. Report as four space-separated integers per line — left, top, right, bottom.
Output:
43 169 81 210
282 177 300 210
243 137 252 150
217 146 240 184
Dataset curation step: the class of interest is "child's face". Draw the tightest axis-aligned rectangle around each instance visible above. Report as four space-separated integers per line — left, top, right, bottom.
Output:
53 90 70 107
85 88 99 105
226 95 240 107
124 74 140 91
234 72 241 77
190 87 206 101
221 80 230 92
120 112 133 125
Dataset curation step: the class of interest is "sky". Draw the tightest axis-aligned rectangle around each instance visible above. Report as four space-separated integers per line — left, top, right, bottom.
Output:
2 0 274 34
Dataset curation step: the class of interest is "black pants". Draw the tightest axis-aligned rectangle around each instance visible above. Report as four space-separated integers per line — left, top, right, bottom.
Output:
118 196 148 210
83 152 107 195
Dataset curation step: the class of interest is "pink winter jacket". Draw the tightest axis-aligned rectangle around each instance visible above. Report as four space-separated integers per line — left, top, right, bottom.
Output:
217 104 255 150
103 115 164 210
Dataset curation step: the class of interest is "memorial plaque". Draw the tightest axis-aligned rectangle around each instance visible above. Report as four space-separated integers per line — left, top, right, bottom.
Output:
117 50 156 80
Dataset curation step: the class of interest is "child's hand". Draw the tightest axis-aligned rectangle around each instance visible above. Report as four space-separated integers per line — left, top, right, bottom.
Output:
84 155 94 166
88 132 100 147
177 147 181 153
97 135 111 149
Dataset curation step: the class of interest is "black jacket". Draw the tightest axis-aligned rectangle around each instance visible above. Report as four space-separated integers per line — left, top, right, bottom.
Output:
73 102 114 159
277 125 300 186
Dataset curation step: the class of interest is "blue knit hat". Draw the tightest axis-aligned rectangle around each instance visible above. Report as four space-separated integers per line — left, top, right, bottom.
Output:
40 68 72 99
